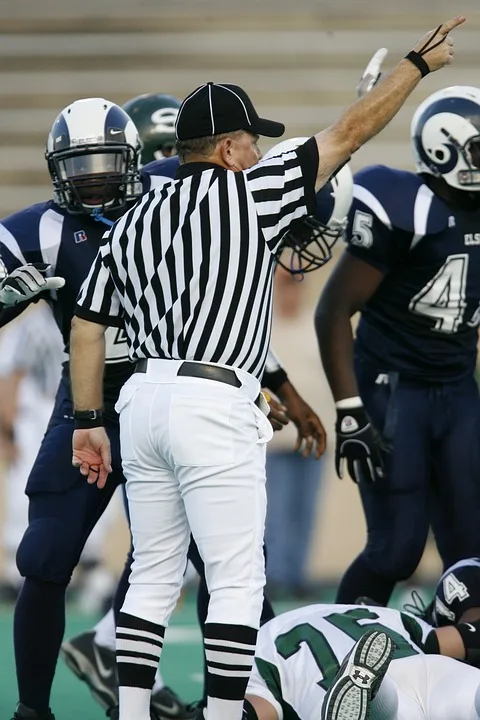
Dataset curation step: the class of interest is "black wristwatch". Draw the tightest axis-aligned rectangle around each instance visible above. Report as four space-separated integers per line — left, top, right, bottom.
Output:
74 409 104 429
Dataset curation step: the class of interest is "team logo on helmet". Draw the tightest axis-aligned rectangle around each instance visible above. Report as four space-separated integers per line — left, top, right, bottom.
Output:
411 88 480 191
150 107 179 135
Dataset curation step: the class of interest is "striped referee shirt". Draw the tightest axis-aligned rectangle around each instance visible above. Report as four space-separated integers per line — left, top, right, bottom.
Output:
75 137 318 380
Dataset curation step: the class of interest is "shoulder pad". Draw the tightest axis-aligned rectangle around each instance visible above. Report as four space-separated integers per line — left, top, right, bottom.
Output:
0 200 62 267
1 200 55 233
141 156 180 180
353 165 451 235
1 201 62 251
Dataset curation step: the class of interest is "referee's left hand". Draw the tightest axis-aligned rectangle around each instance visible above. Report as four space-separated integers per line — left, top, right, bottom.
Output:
72 428 112 488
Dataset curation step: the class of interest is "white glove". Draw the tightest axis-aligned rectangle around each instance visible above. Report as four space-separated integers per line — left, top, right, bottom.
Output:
356 48 388 98
0 262 65 306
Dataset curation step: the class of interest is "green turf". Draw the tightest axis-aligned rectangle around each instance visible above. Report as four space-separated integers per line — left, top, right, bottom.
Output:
0 588 432 719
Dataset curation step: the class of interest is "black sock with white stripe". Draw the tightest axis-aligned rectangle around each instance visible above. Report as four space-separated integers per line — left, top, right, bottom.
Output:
204 623 257 720
116 612 165 719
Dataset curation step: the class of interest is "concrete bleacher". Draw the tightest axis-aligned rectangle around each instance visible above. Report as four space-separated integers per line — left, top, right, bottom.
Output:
0 0 479 215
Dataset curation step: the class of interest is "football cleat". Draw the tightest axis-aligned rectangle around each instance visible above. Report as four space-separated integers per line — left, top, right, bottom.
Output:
60 630 118 709
11 703 55 720
321 629 394 720
150 687 196 719
107 689 196 720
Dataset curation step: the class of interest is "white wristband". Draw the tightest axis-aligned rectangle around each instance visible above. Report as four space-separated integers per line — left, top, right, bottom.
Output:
336 396 363 410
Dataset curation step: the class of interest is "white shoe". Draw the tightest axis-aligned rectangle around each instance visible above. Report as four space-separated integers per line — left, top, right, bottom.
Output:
321 629 394 720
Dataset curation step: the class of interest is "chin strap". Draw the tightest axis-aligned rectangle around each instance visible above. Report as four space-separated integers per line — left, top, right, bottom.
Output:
91 208 115 227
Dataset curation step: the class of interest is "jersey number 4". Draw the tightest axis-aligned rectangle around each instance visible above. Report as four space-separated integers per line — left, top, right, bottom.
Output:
409 253 468 333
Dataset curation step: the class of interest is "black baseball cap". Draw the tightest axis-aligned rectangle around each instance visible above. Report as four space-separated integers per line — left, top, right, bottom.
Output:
175 82 285 141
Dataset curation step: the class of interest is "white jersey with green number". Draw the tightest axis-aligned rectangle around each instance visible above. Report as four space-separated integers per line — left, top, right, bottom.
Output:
247 603 433 720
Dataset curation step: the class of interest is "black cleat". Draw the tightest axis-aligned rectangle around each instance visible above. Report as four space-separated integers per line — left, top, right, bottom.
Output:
151 687 196 719
321 629 394 720
11 703 55 720
60 630 117 709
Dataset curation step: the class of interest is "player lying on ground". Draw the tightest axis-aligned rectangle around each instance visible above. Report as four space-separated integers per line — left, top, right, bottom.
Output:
243 593 480 720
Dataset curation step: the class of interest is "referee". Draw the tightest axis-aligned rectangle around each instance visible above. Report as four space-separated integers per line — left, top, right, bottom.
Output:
70 19 461 720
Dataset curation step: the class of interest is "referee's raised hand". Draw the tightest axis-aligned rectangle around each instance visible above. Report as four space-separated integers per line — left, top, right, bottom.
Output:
408 16 465 74
72 427 112 488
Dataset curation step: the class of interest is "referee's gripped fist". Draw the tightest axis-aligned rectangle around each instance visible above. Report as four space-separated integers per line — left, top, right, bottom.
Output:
410 16 465 73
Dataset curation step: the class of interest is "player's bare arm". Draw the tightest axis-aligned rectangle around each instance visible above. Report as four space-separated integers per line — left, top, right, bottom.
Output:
315 252 384 402
244 695 278 720
70 315 112 487
430 620 480 667
315 252 386 483
314 16 465 189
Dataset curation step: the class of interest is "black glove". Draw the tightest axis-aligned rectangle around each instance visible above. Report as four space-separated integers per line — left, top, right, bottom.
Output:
0 263 65 307
335 404 385 484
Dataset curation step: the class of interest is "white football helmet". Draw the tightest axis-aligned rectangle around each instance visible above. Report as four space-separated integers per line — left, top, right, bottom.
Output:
46 97 142 214
411 86 480 191
263 137 353 272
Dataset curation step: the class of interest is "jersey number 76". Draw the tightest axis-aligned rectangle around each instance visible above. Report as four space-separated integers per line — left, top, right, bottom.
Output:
274 608 419 691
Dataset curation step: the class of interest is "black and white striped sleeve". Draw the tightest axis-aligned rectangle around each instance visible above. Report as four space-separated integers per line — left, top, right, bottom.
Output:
75 243 123 327
243 136 319 252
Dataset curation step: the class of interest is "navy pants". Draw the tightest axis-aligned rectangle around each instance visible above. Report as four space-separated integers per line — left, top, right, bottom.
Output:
337 357 480 603
16 385 124 585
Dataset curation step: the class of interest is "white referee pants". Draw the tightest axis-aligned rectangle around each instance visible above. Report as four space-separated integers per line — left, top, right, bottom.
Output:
115 359 272 630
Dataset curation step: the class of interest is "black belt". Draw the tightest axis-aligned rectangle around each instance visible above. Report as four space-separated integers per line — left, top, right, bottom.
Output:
135 359 242 388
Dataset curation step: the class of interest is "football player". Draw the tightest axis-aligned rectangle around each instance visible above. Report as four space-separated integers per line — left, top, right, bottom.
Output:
121 93 181 164
315 86 480 607
0 97 194 720
242 581 480 720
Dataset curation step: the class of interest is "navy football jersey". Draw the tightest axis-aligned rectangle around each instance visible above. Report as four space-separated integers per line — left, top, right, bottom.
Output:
0 161 178 421
346 165 480 381
141 155 179 189
0 200 132 421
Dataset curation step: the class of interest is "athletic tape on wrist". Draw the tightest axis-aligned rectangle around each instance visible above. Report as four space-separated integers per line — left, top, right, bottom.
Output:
335 396 363 410
404 51 430 77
